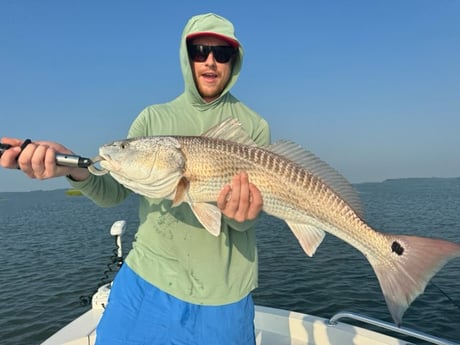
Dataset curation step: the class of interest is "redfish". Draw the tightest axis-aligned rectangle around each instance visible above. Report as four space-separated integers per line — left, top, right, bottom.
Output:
93 119 460 326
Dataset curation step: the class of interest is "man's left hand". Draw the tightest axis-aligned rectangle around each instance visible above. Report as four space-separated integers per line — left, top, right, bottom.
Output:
217 172 263 222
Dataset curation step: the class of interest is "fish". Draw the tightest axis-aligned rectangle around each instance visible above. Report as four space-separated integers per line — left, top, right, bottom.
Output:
95 118 460 326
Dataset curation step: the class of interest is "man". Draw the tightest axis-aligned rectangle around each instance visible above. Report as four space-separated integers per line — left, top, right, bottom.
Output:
1 13 270 344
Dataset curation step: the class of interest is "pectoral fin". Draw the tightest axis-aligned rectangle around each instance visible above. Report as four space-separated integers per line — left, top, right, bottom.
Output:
286 221 326 257
172 177 189 207
191 203 222 236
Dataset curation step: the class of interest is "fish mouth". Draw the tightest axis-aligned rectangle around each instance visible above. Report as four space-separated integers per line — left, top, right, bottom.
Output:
88 155 109 176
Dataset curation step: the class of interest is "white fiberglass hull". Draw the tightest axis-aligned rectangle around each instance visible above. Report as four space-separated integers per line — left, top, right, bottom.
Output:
41 304 424 345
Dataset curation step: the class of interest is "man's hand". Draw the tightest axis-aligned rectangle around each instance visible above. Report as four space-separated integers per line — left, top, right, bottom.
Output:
0 137 89 181
217 172 263 222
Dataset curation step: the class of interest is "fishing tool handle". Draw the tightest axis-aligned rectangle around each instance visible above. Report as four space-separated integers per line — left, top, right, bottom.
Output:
0 140 93 168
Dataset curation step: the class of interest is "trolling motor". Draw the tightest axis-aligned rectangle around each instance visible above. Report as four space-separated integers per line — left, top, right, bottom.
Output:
110 220 127 268
80 220 127 309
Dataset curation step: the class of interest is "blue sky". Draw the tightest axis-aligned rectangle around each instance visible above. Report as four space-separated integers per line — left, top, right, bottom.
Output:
1 0 459 192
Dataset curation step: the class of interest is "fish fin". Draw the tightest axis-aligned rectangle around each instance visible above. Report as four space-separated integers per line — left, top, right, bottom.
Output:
172 177 189 207
286 221 326 257
173 179 221 235
370 234 460 326
202 118 257 146
267 141 363 218
191 203 222 236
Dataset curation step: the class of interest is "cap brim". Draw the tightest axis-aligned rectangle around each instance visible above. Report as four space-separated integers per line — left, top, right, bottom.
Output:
186 32 239 48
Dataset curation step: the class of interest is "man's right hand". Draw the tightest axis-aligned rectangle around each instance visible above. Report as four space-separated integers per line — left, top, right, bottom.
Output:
0 137 90 181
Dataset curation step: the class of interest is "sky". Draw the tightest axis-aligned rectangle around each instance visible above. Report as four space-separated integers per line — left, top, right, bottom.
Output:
0 0 459 192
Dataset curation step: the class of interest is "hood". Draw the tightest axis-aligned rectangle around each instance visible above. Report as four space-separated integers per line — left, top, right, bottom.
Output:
180 13 244 106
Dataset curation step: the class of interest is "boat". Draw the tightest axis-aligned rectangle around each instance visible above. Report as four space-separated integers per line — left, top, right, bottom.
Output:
41 221 458 345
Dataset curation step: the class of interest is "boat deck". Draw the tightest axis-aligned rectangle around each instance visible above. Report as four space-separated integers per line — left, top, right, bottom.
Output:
43 305 438 345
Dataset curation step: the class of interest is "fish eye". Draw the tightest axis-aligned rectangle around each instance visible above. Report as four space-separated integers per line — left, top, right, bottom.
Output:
120 143 127 149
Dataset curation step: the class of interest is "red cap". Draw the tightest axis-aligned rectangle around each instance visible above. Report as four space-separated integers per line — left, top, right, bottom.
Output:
186 32 239 49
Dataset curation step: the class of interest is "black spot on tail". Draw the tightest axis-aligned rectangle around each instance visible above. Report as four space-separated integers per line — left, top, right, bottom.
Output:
391 241 404 256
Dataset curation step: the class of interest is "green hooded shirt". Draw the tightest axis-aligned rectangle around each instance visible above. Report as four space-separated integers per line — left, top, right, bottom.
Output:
70 13 270 305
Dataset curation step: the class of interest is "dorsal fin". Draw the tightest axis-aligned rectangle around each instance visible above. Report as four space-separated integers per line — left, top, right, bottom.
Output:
266 140 363 218
202 118 257 146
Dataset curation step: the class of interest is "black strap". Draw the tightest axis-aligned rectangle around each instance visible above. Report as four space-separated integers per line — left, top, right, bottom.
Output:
20 138 32 152
16 138 32 170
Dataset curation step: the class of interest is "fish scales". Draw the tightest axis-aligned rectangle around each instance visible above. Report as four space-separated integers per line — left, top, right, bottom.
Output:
179 136 379 253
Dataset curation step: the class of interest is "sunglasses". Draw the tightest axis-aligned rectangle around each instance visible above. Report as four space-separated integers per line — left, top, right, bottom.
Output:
187 44 237 63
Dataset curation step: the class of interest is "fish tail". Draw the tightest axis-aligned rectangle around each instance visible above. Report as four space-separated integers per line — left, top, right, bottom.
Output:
369 234 460 326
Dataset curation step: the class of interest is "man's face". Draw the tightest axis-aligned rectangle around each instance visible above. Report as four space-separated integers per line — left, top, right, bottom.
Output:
188 36 236 103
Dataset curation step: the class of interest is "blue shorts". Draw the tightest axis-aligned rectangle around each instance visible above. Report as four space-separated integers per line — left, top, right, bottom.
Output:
95 264 255 345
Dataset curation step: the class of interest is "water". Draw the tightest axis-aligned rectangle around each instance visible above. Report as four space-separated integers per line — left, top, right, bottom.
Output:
1 178 460 344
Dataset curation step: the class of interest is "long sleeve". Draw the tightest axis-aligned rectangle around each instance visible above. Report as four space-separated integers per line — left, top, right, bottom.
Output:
67 173 131 207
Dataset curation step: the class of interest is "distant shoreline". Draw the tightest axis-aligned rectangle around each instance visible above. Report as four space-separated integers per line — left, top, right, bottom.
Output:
1 176 459 195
